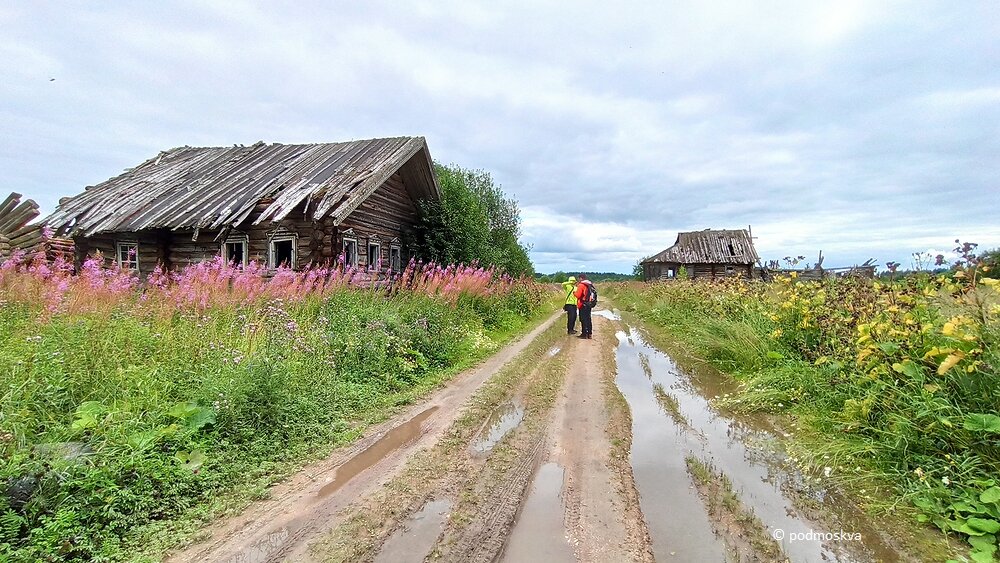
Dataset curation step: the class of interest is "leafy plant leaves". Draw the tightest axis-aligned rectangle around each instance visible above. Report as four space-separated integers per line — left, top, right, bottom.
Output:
964 414 1000 434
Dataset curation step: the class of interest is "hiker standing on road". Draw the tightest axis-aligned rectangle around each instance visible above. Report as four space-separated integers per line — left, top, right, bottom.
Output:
574 274 595 339
561 276 578 334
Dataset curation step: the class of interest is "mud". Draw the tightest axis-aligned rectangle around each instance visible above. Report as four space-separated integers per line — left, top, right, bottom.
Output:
319 406 439 498
470 400 525 456
374 498 452 563
614 326 902 563
500 462 575 563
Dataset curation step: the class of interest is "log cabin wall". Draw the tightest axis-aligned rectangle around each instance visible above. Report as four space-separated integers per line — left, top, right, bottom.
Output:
337 173 418 269
75 231 167 276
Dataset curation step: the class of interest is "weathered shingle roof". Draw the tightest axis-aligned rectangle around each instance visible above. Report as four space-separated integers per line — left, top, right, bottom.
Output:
643 229 759 265
47 136 439 236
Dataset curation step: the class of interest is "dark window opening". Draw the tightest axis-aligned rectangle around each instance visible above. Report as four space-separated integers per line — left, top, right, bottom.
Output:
367 243 381 269
224 240 246 267
271 239 294 268
390 246 401 272
343 239 358 267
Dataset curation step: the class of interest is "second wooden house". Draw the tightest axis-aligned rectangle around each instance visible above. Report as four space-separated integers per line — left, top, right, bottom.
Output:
641 228 760 281
46 137 440 274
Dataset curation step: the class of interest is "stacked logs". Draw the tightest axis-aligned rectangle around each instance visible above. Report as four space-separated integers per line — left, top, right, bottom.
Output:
0 192 75 261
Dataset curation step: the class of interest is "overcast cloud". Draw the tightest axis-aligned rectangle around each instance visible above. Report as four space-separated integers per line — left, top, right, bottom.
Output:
2 1 997 272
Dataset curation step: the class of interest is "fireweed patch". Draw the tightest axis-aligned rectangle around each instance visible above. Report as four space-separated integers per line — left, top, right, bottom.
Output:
0 254 548 561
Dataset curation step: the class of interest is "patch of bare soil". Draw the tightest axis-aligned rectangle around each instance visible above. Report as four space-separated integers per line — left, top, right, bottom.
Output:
686 456 788 563
164 311 561 563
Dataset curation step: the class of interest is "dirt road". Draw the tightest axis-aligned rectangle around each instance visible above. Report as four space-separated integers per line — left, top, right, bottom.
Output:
168 307 928 563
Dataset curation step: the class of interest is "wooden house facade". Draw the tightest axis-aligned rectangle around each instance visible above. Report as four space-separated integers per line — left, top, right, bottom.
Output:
641 229 760 281
46 137 440 275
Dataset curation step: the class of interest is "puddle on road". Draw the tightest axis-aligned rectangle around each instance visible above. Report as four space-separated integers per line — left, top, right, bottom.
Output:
470 400 525 456
228 406 442 562
592 308 621 320
374 498 452 563
501 462 575 563
547 346 562 357
319 406 439 498
614 327 899 563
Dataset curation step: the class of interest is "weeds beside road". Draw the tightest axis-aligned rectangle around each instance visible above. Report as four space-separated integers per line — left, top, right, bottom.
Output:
609 267 1000 561
0 255 552 561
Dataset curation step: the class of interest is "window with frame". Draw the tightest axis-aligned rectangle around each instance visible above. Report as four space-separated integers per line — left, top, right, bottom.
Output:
725 265 736 275
343 237 358 267
116 241 139 270
389 245 401 273
367 241 381 269
222 235 248 268
269 234 296 269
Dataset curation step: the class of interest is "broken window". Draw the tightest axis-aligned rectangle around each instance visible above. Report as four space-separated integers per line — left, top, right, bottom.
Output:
343 237 358 267
269 235 296 269
116 241 138 270
222 235 248 267
390 245 401 272
367 241 381 269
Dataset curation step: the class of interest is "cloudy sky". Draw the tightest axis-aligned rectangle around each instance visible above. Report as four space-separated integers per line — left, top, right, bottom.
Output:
2 1 998 273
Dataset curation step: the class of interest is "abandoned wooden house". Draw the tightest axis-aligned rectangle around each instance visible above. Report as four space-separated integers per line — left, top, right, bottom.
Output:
641 228 760 281
45 137 440 275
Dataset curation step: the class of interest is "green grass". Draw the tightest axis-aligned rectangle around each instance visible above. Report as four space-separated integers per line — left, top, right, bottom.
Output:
0 288 557 561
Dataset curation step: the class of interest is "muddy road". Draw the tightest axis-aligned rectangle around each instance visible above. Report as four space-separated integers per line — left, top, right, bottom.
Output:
168 307 923 562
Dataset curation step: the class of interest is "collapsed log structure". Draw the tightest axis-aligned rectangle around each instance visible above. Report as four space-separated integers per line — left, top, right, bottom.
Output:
0 193 74 261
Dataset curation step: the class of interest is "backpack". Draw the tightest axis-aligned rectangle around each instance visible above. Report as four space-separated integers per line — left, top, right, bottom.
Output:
583 283 598 308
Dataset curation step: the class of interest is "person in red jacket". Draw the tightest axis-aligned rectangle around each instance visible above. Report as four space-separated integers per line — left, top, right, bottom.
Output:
573 274 594 339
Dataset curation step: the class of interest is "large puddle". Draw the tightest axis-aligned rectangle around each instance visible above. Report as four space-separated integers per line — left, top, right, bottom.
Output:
375 498 452 563
319 406 439 498
470 400 525 456
225 407 440 563
500 462 574 563
614 327 899 563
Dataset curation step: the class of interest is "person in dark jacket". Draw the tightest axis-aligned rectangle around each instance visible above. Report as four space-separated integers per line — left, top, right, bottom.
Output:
573 274 594 339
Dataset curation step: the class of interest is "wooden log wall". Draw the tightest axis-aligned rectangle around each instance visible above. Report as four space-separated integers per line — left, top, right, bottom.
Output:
338 173 418 269
69 172 421 273
0 192 74 261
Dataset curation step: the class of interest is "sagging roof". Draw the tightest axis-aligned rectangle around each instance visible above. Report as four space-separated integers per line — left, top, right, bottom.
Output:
643 229 759 265
47 136 440 237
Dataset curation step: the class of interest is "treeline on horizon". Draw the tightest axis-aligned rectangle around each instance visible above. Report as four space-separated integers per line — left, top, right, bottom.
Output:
535 271 637 282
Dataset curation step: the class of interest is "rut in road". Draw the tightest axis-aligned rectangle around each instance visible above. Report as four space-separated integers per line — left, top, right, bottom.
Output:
165 311 561 563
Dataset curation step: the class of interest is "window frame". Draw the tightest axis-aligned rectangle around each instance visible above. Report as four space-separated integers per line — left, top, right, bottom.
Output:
116 240 139 271
221 234 249 268
367 240 381 270
389 244 402 273
268 232 297 270
343 236 358 268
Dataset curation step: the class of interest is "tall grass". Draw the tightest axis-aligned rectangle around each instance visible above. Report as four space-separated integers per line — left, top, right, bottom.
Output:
0 253 549 561
610 270 1000 559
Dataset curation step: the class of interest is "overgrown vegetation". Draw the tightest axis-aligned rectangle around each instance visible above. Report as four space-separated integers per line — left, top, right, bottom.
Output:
610 243 1000 562
535 271 635 283
410 164 533 276
0 253 549 561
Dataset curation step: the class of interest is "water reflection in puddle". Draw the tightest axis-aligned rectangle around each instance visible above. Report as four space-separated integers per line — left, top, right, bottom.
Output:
501 462 574 563
614 327 896 563
375 499 452 563
470 401 525 456
319 406 439 498
592 308 621 320
547 346 561 357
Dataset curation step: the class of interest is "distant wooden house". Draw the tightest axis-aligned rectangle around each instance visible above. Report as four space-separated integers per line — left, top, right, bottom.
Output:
46 137 440 275
641 228 760 281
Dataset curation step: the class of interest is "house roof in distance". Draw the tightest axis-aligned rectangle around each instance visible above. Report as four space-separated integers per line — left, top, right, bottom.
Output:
46 136 440 236
643 228 759 265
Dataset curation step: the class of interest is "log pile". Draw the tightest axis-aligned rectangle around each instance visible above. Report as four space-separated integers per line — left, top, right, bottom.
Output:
0 192 75 261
